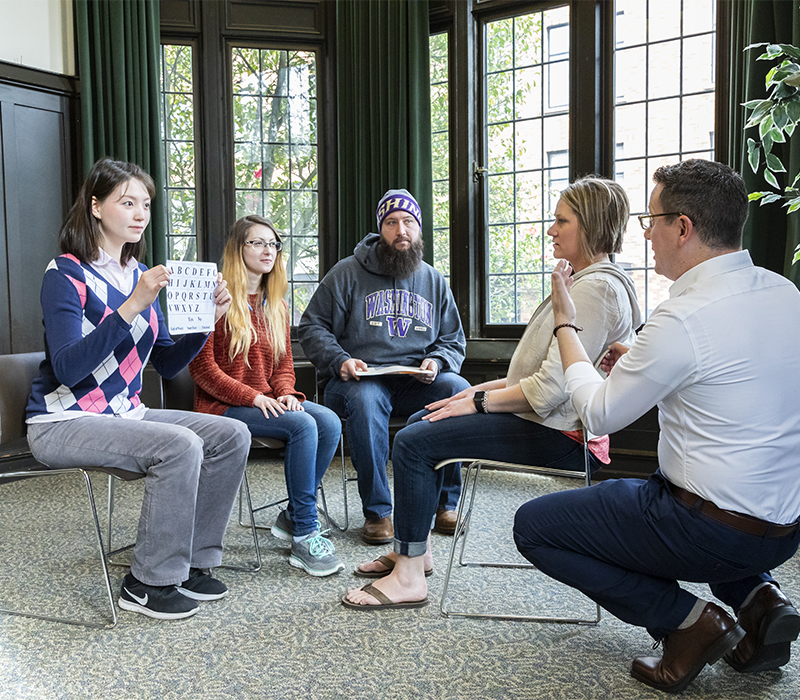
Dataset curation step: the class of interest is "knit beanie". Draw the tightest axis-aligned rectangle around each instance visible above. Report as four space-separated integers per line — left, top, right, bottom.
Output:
375 189 422 231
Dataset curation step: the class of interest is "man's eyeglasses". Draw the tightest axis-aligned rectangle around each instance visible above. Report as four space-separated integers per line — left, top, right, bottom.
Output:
245 239 283 251
637 213 686 230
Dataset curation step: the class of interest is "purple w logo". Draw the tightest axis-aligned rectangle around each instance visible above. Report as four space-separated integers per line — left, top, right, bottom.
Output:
387 317 412 337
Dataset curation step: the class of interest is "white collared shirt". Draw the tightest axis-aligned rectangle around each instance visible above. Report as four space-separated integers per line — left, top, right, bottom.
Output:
90 248 139 295
564 250 800 524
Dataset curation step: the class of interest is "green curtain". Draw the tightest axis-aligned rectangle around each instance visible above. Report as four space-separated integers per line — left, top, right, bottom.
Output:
723 0 800 286
335 0 433 261
75 0 167 268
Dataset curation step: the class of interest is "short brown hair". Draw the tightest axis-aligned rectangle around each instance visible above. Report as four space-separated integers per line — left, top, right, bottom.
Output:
653 159 748 250
558 175 629 261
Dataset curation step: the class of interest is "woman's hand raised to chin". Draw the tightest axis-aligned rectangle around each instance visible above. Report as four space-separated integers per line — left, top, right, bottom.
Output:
551 260 577 327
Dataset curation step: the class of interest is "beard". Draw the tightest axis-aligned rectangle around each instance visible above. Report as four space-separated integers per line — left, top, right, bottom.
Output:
377 236 424 279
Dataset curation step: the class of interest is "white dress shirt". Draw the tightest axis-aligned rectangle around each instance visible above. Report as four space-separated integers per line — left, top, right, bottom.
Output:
564 250 800 524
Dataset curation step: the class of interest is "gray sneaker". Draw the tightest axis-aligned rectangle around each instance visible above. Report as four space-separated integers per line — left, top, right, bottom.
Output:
289 533 344 577
273 509 323 541
271 509 294 541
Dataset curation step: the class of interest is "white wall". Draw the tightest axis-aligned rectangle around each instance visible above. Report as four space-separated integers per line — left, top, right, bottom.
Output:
0 0 75 76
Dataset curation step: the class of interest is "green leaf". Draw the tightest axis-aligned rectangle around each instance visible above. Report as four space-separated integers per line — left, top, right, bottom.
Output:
778 44 800 61
765 169 780 188
744 42 768 51
748 140 761 172
767 44 784 58
785 197 800 213
792 172 800 188
793 247 800 264
748 191 767 201
761 193 783 204
785 71 800 88
774 103 789 130
762 132 774 155
766 153 787 173
774 83 795 101
747 99 774 125
742 99 765 109
787 101 800 122
787 121 797 138
760 116 775 139
766 65 779 84
770 127 786 143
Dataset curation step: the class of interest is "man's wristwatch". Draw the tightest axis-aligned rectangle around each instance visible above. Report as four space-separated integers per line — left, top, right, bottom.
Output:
473 390 489 414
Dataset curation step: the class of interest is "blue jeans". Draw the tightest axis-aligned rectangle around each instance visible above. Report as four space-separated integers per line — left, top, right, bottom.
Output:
392 411 593 557
224 401 341 537
323 372 470 520
513 472 800 640
27 410 250 586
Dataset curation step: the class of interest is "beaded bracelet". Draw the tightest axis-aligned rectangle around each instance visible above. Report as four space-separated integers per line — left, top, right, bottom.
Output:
553 323 583 337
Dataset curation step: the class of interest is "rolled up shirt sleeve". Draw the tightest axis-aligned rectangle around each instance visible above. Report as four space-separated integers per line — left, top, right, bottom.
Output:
564 309 696 436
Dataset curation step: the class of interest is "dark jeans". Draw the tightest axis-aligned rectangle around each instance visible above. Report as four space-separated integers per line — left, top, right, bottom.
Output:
323 372 470 520
513 472 800 639
392 411 591 557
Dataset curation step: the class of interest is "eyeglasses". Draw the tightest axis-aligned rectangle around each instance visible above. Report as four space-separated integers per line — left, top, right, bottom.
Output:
637 212 686 230
245 239 282 251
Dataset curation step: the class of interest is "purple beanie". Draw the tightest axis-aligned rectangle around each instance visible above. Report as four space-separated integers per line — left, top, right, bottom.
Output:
375 189 422 231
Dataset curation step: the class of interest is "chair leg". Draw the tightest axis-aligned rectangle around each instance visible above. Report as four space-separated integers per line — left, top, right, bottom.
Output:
218 470 262 573
105 474 135 566
439 459 601 625
0 469 117 628
323 434 350 532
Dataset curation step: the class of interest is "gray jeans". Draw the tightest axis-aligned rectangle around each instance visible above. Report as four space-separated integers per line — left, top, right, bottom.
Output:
27 409 250 587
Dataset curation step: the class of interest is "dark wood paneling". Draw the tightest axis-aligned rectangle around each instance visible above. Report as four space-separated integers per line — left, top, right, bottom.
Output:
0 77 76 354
160 0 199 31
226 0 323 37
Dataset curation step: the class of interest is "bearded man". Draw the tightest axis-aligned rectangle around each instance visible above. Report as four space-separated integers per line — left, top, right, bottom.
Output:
299 190 468 545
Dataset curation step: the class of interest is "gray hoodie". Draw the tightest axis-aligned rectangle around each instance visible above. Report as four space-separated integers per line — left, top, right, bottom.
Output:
298 233 466 379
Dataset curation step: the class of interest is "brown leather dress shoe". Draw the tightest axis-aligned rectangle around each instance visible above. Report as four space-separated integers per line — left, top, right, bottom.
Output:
724 582 800 673
433 508 457 535
362 516 394 544
630 602 745 693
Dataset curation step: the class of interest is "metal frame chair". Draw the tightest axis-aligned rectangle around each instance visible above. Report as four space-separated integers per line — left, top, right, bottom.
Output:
437 430 601 626
330 415 409 532
103 365 267 573
0 351 126 628
160 367 332 566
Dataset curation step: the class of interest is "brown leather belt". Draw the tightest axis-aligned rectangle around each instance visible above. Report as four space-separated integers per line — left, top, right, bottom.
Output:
667 482 798 538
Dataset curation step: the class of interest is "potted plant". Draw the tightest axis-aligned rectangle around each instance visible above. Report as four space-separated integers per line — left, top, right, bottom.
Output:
742 42 800 261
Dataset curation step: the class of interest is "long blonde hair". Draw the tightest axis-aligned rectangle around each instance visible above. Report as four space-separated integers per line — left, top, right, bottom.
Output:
221 215 288 365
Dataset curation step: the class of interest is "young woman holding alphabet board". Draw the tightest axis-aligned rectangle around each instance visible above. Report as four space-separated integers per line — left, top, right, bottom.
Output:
190 215 344 577
25 157 251 620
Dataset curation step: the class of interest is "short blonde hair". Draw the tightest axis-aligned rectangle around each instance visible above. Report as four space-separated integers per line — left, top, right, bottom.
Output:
558 176 629 262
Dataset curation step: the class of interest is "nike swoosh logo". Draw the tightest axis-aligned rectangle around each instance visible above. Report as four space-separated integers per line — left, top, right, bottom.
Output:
124 587 148 606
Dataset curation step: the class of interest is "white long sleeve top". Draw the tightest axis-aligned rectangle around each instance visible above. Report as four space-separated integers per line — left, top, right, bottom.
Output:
564 250 800 525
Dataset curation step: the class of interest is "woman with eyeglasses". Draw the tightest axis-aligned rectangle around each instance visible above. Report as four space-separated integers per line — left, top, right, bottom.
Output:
344 176 643 609
190 215 344 577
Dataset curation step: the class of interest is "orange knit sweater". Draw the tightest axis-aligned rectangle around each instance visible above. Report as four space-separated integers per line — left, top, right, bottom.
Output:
189 297 305 416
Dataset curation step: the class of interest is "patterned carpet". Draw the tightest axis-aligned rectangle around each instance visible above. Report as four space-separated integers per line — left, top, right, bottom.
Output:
0 457 798 700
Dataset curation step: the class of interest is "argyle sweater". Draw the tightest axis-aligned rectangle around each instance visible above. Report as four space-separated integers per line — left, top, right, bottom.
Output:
26 254 208 420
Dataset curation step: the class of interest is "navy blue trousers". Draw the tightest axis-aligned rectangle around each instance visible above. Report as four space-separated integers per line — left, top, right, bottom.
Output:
513 472 800 639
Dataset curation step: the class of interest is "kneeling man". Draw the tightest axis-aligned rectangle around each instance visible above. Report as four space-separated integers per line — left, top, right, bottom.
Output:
515 159 800 693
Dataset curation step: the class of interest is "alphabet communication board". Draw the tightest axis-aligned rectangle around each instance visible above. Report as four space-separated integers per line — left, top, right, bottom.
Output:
165 260 217 335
